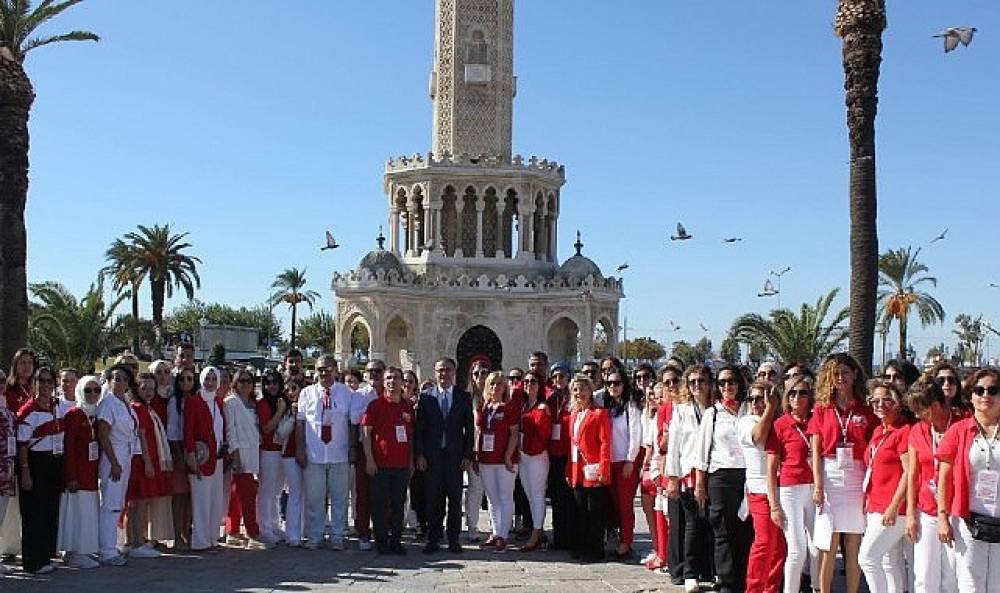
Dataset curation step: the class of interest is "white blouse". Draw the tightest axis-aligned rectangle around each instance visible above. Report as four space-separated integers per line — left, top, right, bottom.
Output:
693 402 746 474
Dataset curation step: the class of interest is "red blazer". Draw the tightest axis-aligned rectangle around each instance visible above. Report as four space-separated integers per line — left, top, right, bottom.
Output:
566 406 612 488
63 408 98 491
183 392 226 475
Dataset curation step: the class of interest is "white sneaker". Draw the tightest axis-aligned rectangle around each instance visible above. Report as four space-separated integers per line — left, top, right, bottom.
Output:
358 538 373 551
684 578 699 593
101 555 128 567
245 537 274 550
67 553 100 569
129 546 162 559
225 535 246 546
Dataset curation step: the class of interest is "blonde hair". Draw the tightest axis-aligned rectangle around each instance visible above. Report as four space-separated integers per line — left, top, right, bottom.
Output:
815 353 867 407
484 370 508 403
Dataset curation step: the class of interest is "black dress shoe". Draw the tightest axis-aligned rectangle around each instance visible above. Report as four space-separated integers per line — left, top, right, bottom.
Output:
448 541 463 553
422 542 441 554
390 542 407 556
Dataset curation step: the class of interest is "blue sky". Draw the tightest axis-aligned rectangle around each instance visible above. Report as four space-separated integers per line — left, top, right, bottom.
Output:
24 1 1000 363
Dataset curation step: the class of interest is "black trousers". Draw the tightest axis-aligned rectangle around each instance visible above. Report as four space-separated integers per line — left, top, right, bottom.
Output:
19 452 63 573
547 454 574 549
513 475 532 530
708 469 752 593
409 467 427 530
371 468 409 546
572 485 608 561
667 495 686 579
679 488 715 581
423 453 464 545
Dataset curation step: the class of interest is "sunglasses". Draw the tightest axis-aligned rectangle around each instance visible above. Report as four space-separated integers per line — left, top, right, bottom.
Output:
718 378 738 386
316 367 334 374
607 380 623 386
973 386 1000 397
687 378 707 386
787 389 812 397
83 387 101 395
935 376 958 386
635 373 652 381
523 379 539 385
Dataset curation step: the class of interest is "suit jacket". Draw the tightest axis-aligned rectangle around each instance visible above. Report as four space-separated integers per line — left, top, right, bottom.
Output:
414 385 474 463
566 406 612 488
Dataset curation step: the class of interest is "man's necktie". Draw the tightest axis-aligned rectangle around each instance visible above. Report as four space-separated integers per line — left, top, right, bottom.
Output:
441 389 450 419
321 387 332 444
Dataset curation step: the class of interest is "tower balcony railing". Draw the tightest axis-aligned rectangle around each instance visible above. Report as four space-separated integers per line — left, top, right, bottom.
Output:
385 152 565 181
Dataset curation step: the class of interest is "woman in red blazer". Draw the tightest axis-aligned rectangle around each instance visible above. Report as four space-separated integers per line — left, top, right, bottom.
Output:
183 366 227 551
565 373 612 562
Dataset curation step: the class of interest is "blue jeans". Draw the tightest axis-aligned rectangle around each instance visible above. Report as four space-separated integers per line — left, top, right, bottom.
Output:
304 462 349 544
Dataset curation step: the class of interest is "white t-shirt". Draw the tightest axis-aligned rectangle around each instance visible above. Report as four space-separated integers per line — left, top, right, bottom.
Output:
96 394 139 458
970 434 1000 518
737 414 769 494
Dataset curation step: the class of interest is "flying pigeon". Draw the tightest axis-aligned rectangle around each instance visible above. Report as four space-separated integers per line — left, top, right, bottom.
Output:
670 223 692 241
321 231 339 251
930 228 948 244
699 323 709 333
990 282 1000 289
758 279 779 297
616 262 629 273
722 237 742 244
668 320 681 332
934 27 976 53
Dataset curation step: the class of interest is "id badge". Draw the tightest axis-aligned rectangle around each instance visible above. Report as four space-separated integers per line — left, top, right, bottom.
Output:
395 425 408 443
322 409 335 427
571 444 579 462
88 441 99 462
5 436 14 457
482 432 495 453
927 478 938 496
131 437 140 456
52 436 64 455
551 424 561 441
836 443 854 471
976 469 1000 503
583 463 600 482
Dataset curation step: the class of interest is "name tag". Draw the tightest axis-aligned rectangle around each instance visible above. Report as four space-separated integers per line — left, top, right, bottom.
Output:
5 436 15 457
551 424 561 441
52 436 64 455
395 425 408 443
583 463 600 481
482 432 496 453
131 437 141 456
89 441 99 462
976 469 1000 503
836 443 854 471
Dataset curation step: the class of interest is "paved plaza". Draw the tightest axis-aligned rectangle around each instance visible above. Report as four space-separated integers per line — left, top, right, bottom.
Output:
6 504 680 593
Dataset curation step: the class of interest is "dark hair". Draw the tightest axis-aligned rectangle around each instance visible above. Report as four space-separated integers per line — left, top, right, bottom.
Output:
60 367 80 378
7 347 38 389
906 381 948 416
107 363 138 396
885 359 921 388
529 351 549 363
681 363 715 404
663 356 685 373
783 360 815 380
284 348 303 361
345 369 363 383
261 369 287 414
715 364 748 402
604 369 639 417
434 357 457 369
600 355 623 372
176 342 194 353
174 367 198 415
33 366 57 391
633 362 654 379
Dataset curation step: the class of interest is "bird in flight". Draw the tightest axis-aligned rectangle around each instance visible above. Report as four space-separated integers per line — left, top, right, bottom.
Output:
668 320 681 332
930 228 948 244
321 231 339 251
616 262 629 273
934 27 977 53
699 323 709 333
990 282 1000 289
722 237 742 243
670 223 692 241
758 279 779 297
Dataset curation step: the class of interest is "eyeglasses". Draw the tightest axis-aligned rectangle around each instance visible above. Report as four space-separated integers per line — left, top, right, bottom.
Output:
787 389 812 397
687 378 707 386
718 378 738 387
606 380 623 387
316 367 334 374
523 379 539 385
83 387 101 395
869 397 897 407
935 376 958 386
473 369 490 376
973 386 1000 397
665 378 680 386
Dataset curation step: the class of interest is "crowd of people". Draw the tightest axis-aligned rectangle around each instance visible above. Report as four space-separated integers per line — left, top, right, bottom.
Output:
1 343 999 593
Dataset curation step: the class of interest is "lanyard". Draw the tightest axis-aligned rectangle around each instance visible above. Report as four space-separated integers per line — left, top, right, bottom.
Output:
833 406 854 444
868 426 894 464
976 420 1000 471
485 404 501 431
793 420 810 450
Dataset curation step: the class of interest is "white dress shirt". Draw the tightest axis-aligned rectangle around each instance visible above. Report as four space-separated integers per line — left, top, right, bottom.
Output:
609 401 644 463
665 402 704 479
296 382 361 464
694 402 746 473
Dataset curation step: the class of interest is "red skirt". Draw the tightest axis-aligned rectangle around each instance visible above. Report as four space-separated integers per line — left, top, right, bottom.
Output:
127 454 173 500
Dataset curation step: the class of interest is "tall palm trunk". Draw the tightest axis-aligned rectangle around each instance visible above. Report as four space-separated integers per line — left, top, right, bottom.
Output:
151 278 165 331
290 303 298 348
897 313 908 361
837 0 885 374
0 59 35 365
130 281 141 354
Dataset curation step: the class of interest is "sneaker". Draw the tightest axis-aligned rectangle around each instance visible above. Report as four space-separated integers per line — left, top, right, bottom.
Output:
684 578 699 593
34 563 56 575
225 535 246 546
641 551 656 564
129 546 162 559
479 536 497 549
329 540 345 551
67 553 100 569
101 555 128 567
245 537 274 550
358 538 373 551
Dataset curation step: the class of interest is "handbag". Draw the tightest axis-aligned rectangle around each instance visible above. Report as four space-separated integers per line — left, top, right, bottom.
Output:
274 412 296 446
967 512 1000 543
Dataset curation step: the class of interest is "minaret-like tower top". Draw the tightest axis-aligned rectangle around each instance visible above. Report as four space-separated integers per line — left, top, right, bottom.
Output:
430 0 515 159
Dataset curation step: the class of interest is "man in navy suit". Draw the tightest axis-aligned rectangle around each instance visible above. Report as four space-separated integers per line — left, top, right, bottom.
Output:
414 357 475 554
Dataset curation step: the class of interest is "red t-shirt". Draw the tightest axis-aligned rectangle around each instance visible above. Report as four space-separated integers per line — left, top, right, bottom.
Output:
807 401 877 460
766 413 814 487
546 390 571 457
864 421 911 514
909 419 952 516
936 417 979 519
151 395 169 427
477 402 519 465
256 398 283 452
62 408 98 491
361 397 414 469
520 400 552 456
4 384 31 416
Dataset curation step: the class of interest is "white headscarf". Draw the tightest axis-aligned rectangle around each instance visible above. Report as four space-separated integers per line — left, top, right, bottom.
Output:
199 366 219 402
149 359 173 399
75 374 101 417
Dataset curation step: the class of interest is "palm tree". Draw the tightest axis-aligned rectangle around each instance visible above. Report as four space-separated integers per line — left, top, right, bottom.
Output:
729 288 849 367
877 246 945 361
835 0 886 373
28 277 125 372
0 0 98 365
270 268 320 348
125 224 201 333
102 238 144 353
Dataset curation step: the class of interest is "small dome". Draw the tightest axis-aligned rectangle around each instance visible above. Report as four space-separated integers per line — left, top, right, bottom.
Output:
359 231 406 278
559 231 602 279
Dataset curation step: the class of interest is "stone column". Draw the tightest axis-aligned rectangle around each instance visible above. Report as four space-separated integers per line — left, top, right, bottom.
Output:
518 200 534 257
475 198 485 258
422 202 432 252
389 207 400 254
549 214 558 262
406 199 419 257
433 204 442 251
494 200 505 257
454 197 465 258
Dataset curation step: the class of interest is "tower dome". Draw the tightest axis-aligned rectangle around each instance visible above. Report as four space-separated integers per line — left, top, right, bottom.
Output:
359 231 406 278
559 231 603 280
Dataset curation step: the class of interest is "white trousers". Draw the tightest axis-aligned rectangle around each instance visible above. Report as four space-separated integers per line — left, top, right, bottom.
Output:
280 457 304 543
912 512 958 593
953 515 1000 593
465 464 484 532
98 450 133 559
480 463 517 539
188 465 224 551
779 483 819 593
519 451 549 531
859 512 907 593
257 450 284 539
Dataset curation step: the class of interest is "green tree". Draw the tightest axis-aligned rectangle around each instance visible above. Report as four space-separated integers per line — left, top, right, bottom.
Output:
164 300 281 348
0 0 99 364
836 0 886 373
28 278 125 373
102 238 144 353
208 342 226 367
350 323 370 356
719 336 741 364
297 311 335 351
729 288 849 367
125 224 201 333
671 338 713 369
953 314 985 366
270 268 319 348
621 337 665 364
877 246 945 361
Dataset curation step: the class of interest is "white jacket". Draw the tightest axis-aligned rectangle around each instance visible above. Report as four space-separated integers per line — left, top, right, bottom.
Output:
224 395 261 474
609 401 644 463
665 402 704 479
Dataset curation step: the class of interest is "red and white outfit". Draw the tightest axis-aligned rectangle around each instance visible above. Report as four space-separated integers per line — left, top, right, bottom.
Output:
224 394 260 539
183 372 226 551
765 413 819 593
518 397 551 534
858 420 911 593
58 403 100 557
256 397 286 542
96 392 140 560
807 400 877 549
477 401 519 540
127 401 174 542
567 406 613 486
740 413 786 593
608 400 644 547
908 418 958 593
280 407 304 545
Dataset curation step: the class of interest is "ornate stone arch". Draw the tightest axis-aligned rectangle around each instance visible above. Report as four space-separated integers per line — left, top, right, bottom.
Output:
545 314 582 367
